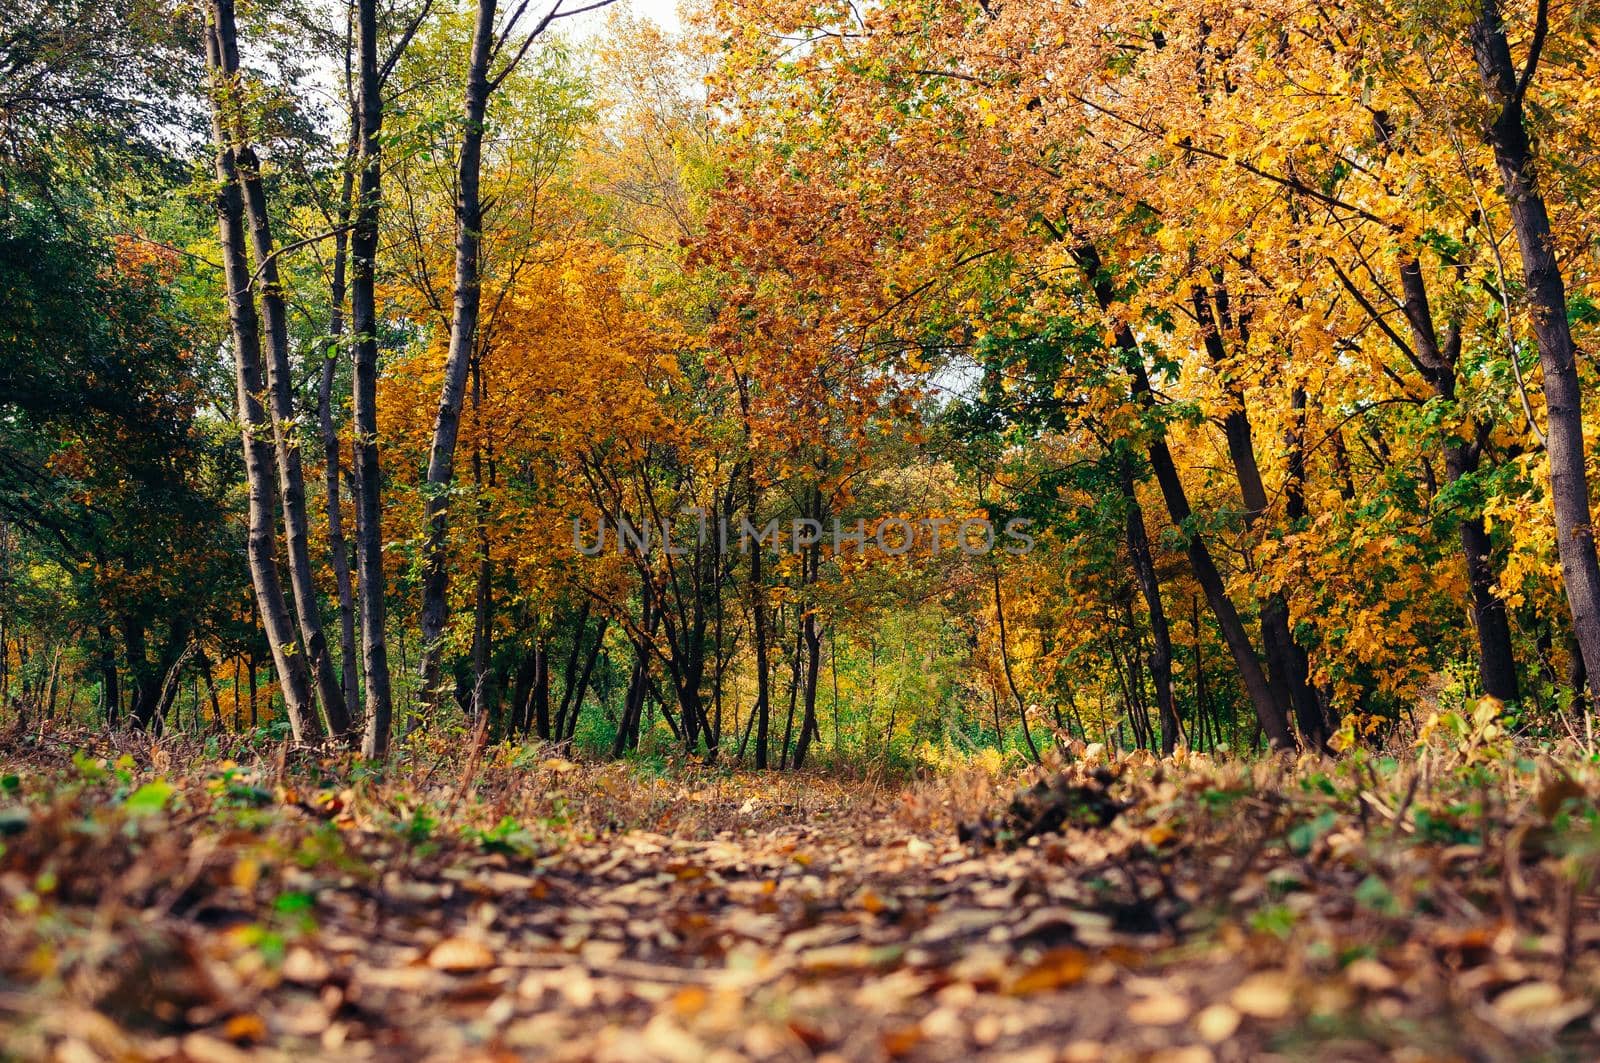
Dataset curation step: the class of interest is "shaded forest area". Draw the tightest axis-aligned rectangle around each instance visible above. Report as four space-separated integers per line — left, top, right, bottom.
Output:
4 0 1600 1057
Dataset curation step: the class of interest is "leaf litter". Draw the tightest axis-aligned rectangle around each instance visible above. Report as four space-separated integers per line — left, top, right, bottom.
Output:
2 727 1600 1061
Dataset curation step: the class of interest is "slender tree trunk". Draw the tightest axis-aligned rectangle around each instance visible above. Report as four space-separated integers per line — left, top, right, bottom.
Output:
1472 0 1600 688
1395 259 1521 702
611 590 658 756
552 601 592 738
992 566 1043 763
351 0 394 756
97 622 118 727
508 642 538 734
320 132 361 723
613 650 648 757
791 604 823 768
1568 632 1591 717
1119 457 1180 754
779 612 802 768
532 637 550 739
747 488 772 769
1190 598 1211 751
44 649 60 720
792 495 824 769
469 358 498 723
1073 245 1292 747
562 619 608 742
1140 379 1293 752
1193 285 1326 747
198 647 223 731
212 0 350 739
203 2 319 742
418 0 498 709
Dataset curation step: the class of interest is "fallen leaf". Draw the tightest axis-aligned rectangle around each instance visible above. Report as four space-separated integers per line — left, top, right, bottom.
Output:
1490 980 1582 1028
1230 973 1292 1019
426 937 496 972
221 1013 266 1044
1344 958 1397 992
671 985 709 1017
281 947 330 986
1127 991 1190 1026
882 1025 925 1056
1007 947 1089 994
1194 1003 1240 1043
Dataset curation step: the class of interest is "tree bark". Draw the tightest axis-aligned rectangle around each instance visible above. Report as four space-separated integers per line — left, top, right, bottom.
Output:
320 126 361 724
791 519 824 769
1395 259 1521 702
1192 285 1327 747
202 2 319 743
97 622 119 726
1071 245 1293 748
351 0 394 757
211 0 350 739
532 636 551 739
1471 0 1600 689
417 0 498 710
1119 457 1180 754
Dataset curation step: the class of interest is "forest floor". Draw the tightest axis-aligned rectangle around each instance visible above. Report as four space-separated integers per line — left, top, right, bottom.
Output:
2 720 1600 1062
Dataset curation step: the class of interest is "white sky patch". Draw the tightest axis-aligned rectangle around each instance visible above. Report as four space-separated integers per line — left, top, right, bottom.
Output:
559 0 682 36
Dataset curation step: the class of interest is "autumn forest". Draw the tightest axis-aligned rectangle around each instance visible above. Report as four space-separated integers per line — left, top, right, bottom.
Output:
3 0 1600 1057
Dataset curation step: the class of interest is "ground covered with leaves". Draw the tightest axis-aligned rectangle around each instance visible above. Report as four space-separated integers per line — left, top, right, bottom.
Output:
3 719 1600 1062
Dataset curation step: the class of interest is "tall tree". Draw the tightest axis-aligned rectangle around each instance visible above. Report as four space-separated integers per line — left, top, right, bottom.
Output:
202 0 320 743
1469 0 1600 690
207 0 351 738
416 0 615 711
348 0 408 757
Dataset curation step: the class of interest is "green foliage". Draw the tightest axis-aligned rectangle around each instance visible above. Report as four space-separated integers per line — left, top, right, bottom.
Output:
121 780 173 817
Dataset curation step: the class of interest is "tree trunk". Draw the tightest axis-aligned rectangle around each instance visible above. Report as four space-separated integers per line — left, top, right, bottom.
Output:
418 0 498 711
1071 245 1293 748
532 637 551 739
202 1 319 743
1119 457 1180 754
1396 259 1521 702
551 601 592 738
1471 0 1600 689
351 0 395 757
561 619 608 742
213 0 350 739
1193 285 1327 747
320 130 361 725
469 358 498 724
508 642 538 734
613 649 649 757
992 566 1043 763
747 476 773 768
198 646 223 731
779 612 802 768
791 495 824 768
97 622 119 726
